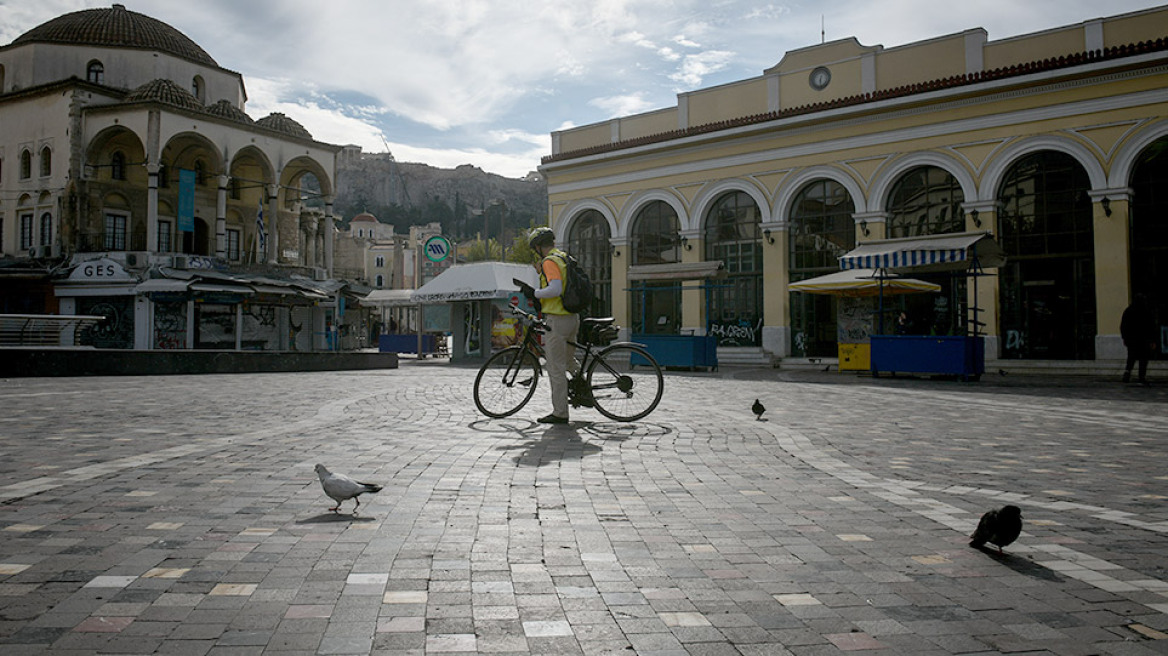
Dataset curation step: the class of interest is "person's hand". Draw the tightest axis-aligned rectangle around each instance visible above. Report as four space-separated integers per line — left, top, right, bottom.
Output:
517 281 535 298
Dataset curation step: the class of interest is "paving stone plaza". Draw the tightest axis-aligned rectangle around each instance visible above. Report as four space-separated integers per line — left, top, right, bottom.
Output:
0 364 1166 655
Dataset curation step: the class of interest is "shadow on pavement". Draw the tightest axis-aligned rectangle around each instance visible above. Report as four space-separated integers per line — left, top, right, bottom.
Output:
297 513 378 524
975 546 1064 581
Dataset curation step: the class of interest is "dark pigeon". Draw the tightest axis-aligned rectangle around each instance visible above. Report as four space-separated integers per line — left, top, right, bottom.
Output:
752 399 765 421
970 504 1023 552
315 464 382 514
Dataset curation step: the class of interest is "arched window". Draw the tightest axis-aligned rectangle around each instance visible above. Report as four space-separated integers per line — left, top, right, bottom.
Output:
1129 137 1168 362
39 146 51 177
887 166 967 337
886 166 965 238
40 212 52 246
789 179 856 357
375 274 385 287
567 209 612 318
194 160 207 186
110 151 126 181
87 60 104 84
191 75 205 103
375 255 385 267
158 161 169 188
998 151 1095 360
20 149 31 179
704 191 763 345
631 201 680 334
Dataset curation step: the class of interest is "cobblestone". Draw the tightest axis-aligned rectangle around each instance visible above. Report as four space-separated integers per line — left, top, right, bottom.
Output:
0 363 1165 654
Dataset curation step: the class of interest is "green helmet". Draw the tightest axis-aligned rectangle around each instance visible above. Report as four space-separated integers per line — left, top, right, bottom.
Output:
528 226 555 249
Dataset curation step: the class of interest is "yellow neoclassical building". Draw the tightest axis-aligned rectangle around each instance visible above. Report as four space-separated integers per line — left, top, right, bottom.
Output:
540 6 1168 369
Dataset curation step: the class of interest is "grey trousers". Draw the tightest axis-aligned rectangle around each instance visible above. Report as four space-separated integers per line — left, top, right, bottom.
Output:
544 313 579 418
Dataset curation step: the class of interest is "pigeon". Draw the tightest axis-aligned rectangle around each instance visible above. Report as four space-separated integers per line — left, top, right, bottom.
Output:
970 504 1023 552
314 464 382 514
752 399 766 421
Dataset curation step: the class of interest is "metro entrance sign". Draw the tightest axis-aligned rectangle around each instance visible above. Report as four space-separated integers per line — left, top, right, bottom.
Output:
424 235 452 263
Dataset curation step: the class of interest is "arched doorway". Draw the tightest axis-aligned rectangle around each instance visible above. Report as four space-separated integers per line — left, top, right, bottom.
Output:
997 151 1095 359
703 191 763 345
886 166 967 337
630 201 680 334
788 180 856 356
567 209 611 318
1127 138 1168 361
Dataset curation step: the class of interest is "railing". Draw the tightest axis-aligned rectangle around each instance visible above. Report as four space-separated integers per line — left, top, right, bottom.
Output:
76 232 148 252
0 314 107 347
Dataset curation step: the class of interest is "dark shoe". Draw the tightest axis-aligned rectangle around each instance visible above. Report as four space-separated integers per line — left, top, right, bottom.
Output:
537 413 569 424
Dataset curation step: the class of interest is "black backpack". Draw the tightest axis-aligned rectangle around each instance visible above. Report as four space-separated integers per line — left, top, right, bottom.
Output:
552 252 594 314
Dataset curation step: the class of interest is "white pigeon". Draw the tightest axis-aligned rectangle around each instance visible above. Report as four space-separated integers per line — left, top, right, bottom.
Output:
314 464 382 514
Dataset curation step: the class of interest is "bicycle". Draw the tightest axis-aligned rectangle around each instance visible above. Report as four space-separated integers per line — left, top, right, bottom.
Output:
473 299 664 422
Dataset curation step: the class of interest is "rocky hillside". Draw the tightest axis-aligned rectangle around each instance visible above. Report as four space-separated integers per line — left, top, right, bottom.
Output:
332 147 548 241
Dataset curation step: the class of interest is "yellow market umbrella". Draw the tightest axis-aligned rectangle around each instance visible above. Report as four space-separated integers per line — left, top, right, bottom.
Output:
788 269 940 297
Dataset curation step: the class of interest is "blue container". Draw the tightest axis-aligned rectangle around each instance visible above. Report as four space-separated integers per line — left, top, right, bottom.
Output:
869 334 984 381
630 334 717 371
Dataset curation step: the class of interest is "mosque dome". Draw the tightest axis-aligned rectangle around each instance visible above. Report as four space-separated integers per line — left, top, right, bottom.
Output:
256 112 313 140
207 99 254 124
124 78 203 112
11 4 217 67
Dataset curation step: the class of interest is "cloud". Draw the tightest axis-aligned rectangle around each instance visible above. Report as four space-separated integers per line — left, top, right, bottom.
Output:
589 93 657 117
669 50 735 87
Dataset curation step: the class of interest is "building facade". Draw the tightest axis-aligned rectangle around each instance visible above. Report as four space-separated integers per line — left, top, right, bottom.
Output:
541 6 1168 366
0 4 346 351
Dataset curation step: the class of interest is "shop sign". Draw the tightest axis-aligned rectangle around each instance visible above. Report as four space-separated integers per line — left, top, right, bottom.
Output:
68 258 133 282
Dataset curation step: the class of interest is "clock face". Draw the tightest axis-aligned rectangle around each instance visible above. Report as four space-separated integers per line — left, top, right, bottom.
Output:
810 66 831 91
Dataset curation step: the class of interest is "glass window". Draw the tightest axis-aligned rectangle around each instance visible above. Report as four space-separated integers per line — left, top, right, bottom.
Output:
567 209 612 318
20 213 33 250
375 255 385 267
997 151 1095 360
87 60 104 84
1129 137 1168 361
375 274 384 287
789 179 856 357
158 220 172 252
886 166 965 238
886 166 968 338
104 213 127 251
20 149 31 179
111 151 126 181
39 212 52 246
158 162 169 188
631 201 680 334
194 160 207 186
704 191 763 345
226 228 241 261
191 76 204 103
39 146 51 177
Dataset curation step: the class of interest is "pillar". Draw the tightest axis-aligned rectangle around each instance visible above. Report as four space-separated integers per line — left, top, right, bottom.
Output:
146 163 159 253
1090 189 1132 359
963 201 1001 357
610 237 630 340
852 211 888 241
760 221 788 357
679 230 704 334
215 174 228 258
267 185 279 264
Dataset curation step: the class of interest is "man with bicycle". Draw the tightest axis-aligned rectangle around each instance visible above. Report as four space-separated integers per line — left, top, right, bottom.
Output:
519 227 579 424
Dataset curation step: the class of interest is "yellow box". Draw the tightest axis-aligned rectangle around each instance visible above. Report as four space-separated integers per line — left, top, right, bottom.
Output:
838 343 870 370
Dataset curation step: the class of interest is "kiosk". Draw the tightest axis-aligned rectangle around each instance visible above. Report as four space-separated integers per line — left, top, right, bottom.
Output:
837 232 1005 381
626 262 724 371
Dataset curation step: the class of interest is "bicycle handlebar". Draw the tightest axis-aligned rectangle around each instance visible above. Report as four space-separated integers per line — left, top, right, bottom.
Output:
508 302 547 331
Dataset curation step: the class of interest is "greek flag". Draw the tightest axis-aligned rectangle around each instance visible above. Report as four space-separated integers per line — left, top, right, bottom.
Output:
256 199 267 255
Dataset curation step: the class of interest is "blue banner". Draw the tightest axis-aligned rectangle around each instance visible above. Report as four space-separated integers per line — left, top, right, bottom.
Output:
177 169 195 232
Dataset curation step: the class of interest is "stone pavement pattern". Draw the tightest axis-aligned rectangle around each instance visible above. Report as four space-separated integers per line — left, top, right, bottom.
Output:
0 364 1166 655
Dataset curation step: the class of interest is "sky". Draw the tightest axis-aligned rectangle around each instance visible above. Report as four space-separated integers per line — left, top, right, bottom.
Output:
3 1 1167 178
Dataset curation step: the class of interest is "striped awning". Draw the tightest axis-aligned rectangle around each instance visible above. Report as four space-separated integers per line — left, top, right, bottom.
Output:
839 231 1005 273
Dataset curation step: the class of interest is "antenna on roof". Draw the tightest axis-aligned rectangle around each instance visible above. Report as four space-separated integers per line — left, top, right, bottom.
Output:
821 15 825 44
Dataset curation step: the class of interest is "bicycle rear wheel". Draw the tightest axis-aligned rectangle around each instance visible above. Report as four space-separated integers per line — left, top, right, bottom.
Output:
586 344 663 422
474 346 541 418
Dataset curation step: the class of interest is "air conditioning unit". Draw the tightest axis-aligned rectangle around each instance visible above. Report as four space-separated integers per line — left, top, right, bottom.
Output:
171 255 190 269
313 267 329 281
28 244 60 259
124 251 149 268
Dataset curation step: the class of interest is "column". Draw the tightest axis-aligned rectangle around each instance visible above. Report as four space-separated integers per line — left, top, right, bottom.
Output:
679 230 703 334
760 221 788 357
610 237 630 340
267 185 279 264
216 174 228 259
1090 189 1132 359
324 197 335 277
963 201 1001 357
852 211 888 241
146 163 159 253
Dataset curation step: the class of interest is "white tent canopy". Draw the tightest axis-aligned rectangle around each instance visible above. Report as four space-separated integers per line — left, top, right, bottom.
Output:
839 231 1006 273
411 262 538 304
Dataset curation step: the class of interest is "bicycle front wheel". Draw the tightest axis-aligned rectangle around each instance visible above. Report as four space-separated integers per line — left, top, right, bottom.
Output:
474 346 541 418
586 344 663 422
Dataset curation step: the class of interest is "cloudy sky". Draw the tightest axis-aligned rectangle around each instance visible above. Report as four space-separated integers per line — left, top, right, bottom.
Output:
3 1 1166 178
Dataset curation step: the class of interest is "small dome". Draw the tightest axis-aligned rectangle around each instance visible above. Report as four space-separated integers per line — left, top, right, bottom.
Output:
11 4 217 67
206 99 254 124
256 112 312 140
351 212 378 222
125 78 203 112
